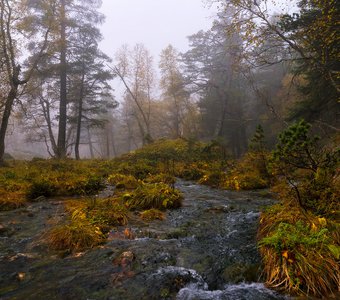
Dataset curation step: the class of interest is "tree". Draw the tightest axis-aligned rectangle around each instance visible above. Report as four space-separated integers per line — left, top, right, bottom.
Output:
111 44 155 145
182 19 248 157
272 119 339 213
159 45 190 138
216 0 339 129
0 0 52 165
23 0 108 159
280 0 339 125
67 25 115 160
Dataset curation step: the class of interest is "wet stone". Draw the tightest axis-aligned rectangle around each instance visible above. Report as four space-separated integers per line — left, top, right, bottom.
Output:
0 179 287 300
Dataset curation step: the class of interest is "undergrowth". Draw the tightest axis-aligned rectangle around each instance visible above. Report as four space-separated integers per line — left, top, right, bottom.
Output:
258 203 340 297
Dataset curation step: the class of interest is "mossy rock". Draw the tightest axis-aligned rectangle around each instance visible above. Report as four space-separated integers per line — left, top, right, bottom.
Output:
222 263 260 283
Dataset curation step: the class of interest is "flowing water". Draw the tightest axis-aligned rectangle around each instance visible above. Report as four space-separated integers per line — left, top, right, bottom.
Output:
0 180 289 300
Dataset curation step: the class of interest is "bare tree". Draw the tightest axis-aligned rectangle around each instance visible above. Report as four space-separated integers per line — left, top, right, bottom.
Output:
110 44 155 145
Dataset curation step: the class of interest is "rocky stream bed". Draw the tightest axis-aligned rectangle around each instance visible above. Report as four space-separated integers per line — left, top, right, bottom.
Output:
0 180 290 300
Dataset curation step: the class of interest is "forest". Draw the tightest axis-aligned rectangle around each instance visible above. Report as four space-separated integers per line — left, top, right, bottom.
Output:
0 0 339 299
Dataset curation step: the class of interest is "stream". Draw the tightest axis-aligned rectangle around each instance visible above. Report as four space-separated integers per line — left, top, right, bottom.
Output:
0 180 289 300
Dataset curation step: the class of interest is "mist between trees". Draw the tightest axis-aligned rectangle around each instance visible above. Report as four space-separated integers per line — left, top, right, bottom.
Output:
1 0 338 163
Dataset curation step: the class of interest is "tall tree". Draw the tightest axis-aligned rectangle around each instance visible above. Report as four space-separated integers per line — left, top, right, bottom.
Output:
0 0 52 165
111 44 155 145
280 0 339 125
23 0 108 158
57 0 67 158
67 24 115 160
182 19 248 156
159 45 190 138
216 0 339 129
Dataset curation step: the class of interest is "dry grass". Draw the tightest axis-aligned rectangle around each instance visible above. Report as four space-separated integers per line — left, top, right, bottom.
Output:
46 221 104 252
0 190 26 211
258 203 340 298
65 198 129 227
139 209 166 221
107 173 140 189
125 183 182 210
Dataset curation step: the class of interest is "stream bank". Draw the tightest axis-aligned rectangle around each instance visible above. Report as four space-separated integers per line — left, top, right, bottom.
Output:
0 180 288 299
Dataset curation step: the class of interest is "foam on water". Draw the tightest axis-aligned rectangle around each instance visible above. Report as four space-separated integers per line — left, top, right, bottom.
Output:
177 282 287 300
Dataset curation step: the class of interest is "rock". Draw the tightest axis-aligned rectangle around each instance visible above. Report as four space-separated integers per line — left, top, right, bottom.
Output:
145 266 208 298
222 263 260 283
0 223 8 234
205 205 232 213
112 251 136 283
0 223 15 236
113 251 135 267
31 196 46 203
108 228 135 240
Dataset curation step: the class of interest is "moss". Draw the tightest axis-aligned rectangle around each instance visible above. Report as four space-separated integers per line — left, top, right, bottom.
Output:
222 263 260 283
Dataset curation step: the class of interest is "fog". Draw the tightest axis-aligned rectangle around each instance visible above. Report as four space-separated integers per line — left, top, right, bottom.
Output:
1 0 336 161
99 0 217 59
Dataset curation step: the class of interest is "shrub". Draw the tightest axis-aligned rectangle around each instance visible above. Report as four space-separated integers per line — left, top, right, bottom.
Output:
64 175 104 195
270 120 339 213
176 163 204 180
2 170 17 180
108 173 140 189
224 172 268 190
114 160 155 179
198 171 226 188
26 179 57 200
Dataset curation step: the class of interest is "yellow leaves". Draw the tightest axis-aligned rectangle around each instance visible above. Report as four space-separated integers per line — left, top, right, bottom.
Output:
282 250 294 264
94 227 103 236
311 217 327 231
311 223 317 231
233 176 241 191
71 208 86 221
318 217 327 227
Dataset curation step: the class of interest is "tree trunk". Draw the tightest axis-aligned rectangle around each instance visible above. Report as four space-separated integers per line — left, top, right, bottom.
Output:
75 65 85 160
87 127 94 159
106 133 110 158
57 0 67 159
0 85 18 166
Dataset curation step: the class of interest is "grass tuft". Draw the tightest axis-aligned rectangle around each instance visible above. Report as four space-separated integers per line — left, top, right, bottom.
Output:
46 221 104 252
140 208 166 221
125 183 182 210
258 204 340 297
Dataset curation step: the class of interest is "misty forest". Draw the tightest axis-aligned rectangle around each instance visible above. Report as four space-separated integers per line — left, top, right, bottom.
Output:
0 0 339 299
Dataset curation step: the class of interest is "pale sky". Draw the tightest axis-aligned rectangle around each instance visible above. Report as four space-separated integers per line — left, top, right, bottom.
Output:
99 0 217 61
